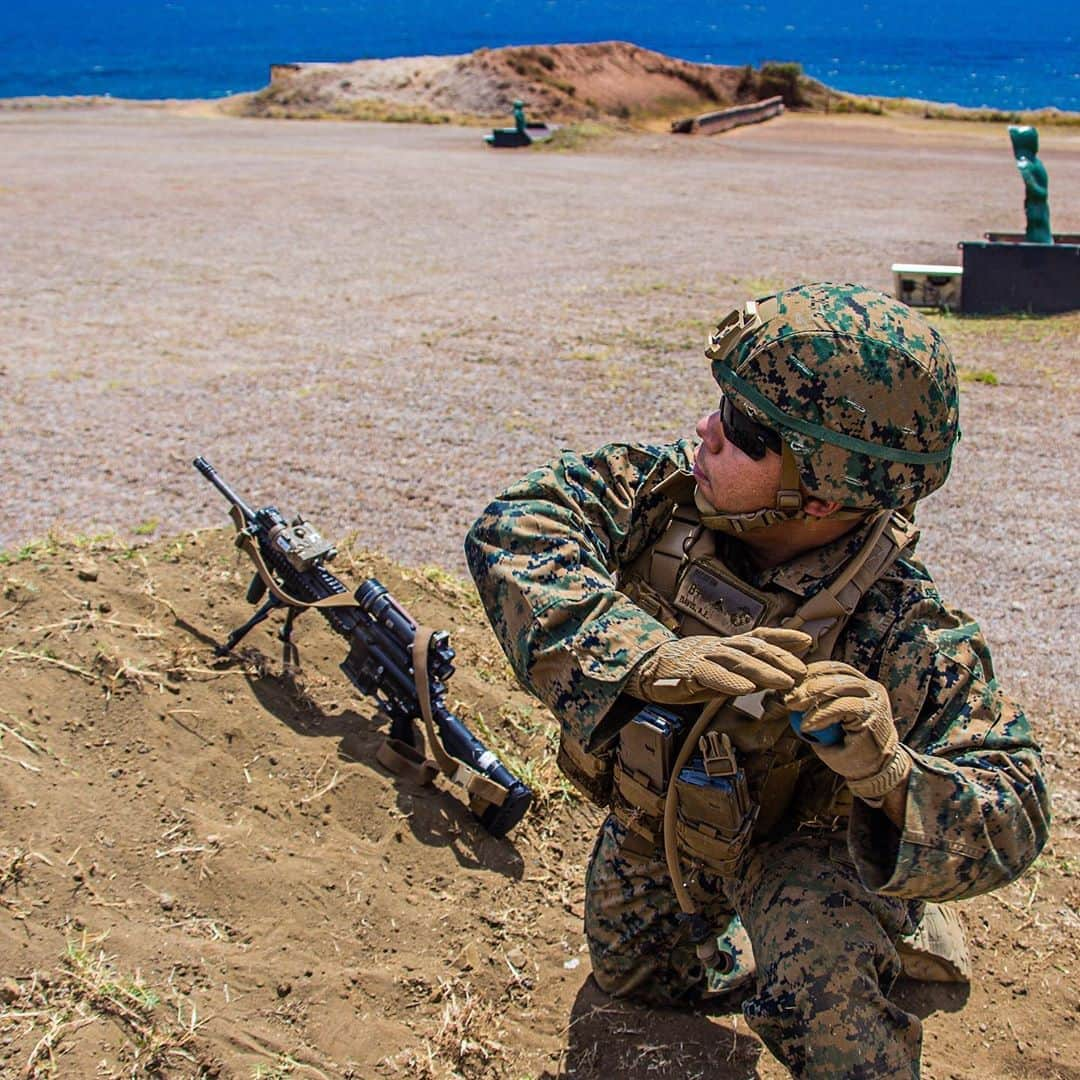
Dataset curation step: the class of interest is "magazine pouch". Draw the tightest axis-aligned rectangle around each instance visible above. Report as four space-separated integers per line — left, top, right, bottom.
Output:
556 728 616 807
611 705 688 844
674 730 757 876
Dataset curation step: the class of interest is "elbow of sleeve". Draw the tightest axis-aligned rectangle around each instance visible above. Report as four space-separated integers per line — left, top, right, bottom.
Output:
949 780 1051 901
855 752 1052 901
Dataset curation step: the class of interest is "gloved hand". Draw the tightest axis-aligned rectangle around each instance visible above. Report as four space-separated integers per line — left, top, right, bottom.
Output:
783 661 912 801
626 628 812 705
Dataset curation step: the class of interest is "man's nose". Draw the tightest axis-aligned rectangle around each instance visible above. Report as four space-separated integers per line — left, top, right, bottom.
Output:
697 411 724 449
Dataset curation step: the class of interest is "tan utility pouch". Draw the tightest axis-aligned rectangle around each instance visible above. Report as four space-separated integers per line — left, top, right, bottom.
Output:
556 730 616 806
673 730 758 876
611 706 688 843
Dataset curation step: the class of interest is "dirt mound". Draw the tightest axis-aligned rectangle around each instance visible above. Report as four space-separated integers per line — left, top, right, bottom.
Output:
237 42 821 126
1 530 1077 1078
0 531 594 1077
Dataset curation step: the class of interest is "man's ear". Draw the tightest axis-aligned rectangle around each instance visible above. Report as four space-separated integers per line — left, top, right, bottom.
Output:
803 496 843 519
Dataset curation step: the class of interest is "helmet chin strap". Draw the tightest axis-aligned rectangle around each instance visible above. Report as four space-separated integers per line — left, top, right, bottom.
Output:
695 442 809 535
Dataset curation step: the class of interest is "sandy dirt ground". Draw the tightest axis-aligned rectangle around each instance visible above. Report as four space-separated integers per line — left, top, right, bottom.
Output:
1 106 1079 1078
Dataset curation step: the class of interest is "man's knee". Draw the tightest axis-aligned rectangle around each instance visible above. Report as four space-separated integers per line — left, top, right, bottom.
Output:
732 840 922 1077
744 969 922 1079
584 816 709 1007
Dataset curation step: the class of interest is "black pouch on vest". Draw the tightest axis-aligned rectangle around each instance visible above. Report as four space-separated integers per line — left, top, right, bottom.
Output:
611 705 687 843
674 731 757 876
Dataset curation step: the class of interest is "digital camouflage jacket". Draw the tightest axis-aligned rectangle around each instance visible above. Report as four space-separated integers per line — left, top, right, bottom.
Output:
465 439 1050 902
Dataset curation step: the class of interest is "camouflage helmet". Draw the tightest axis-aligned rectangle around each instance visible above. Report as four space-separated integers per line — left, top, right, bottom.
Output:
705 283 960 510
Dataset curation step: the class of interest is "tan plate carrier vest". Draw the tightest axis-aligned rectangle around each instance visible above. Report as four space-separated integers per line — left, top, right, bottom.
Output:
558 491 919 869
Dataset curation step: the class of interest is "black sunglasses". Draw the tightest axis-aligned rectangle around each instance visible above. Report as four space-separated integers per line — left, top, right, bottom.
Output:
720 397 783 460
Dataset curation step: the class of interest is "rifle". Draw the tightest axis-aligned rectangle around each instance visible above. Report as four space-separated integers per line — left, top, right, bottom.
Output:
193 457 532 838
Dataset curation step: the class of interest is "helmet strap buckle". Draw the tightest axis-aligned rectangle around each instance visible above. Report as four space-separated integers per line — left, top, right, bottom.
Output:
775 443 805 513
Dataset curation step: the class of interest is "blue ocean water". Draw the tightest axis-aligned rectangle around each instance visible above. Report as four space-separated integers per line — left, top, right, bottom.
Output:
1 0 1077 111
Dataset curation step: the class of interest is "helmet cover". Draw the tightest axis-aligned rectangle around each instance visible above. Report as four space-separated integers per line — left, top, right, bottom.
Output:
705 283 960 509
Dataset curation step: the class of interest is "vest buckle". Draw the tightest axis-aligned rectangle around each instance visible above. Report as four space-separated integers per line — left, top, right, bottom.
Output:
700 731 738 778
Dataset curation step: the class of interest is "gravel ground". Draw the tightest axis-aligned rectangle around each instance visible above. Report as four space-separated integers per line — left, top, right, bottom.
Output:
1 105 1078 717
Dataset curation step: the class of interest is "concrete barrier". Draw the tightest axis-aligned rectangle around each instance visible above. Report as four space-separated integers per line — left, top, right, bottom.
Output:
671 96 785 135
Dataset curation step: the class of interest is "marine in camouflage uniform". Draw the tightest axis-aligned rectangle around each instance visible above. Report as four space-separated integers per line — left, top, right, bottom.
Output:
464 284 1050 1078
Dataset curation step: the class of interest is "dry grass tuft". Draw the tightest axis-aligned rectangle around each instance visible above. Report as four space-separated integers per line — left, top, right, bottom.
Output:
386 975 505 1079
0 930 207 1078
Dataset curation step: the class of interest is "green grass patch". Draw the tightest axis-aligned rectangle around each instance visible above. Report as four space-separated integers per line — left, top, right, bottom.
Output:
959 369 1000 386
0 930 204 1075
535 121 615 151
0 538 58 565
733 274 790 298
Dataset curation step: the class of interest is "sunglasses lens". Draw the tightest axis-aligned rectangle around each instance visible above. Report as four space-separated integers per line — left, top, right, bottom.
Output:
720 398 781 460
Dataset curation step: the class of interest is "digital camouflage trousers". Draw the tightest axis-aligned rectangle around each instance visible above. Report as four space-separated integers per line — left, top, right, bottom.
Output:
585 814 925 1079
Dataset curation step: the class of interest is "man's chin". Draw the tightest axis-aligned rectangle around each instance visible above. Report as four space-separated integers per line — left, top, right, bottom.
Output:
693 485 723 516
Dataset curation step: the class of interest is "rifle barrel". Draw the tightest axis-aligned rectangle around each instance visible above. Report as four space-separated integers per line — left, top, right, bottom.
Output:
193 457 257 523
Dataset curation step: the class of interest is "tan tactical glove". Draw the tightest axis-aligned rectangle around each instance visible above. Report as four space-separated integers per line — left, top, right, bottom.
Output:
626 628 812 705
784 661 912 802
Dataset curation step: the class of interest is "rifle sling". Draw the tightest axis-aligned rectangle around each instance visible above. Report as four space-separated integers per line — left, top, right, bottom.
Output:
375 737 439 786
411 627 509 813
235 530 359 610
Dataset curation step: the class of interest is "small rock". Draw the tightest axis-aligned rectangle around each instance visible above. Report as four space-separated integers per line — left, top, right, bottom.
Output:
98 600 112 613
76 564 99 582
505 947 527 969
0 979 20 1004
276 981 291 997
563 957 580 971
159 892 175 911
454 942 481 972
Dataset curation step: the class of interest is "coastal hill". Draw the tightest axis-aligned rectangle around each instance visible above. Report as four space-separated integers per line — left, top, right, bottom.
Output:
237 41 834 126
4 42 1073 127
232 40 1074 128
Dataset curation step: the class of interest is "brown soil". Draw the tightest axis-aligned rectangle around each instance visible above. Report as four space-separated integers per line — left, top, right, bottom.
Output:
1 532 1078 1079
1 105 1079 1078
